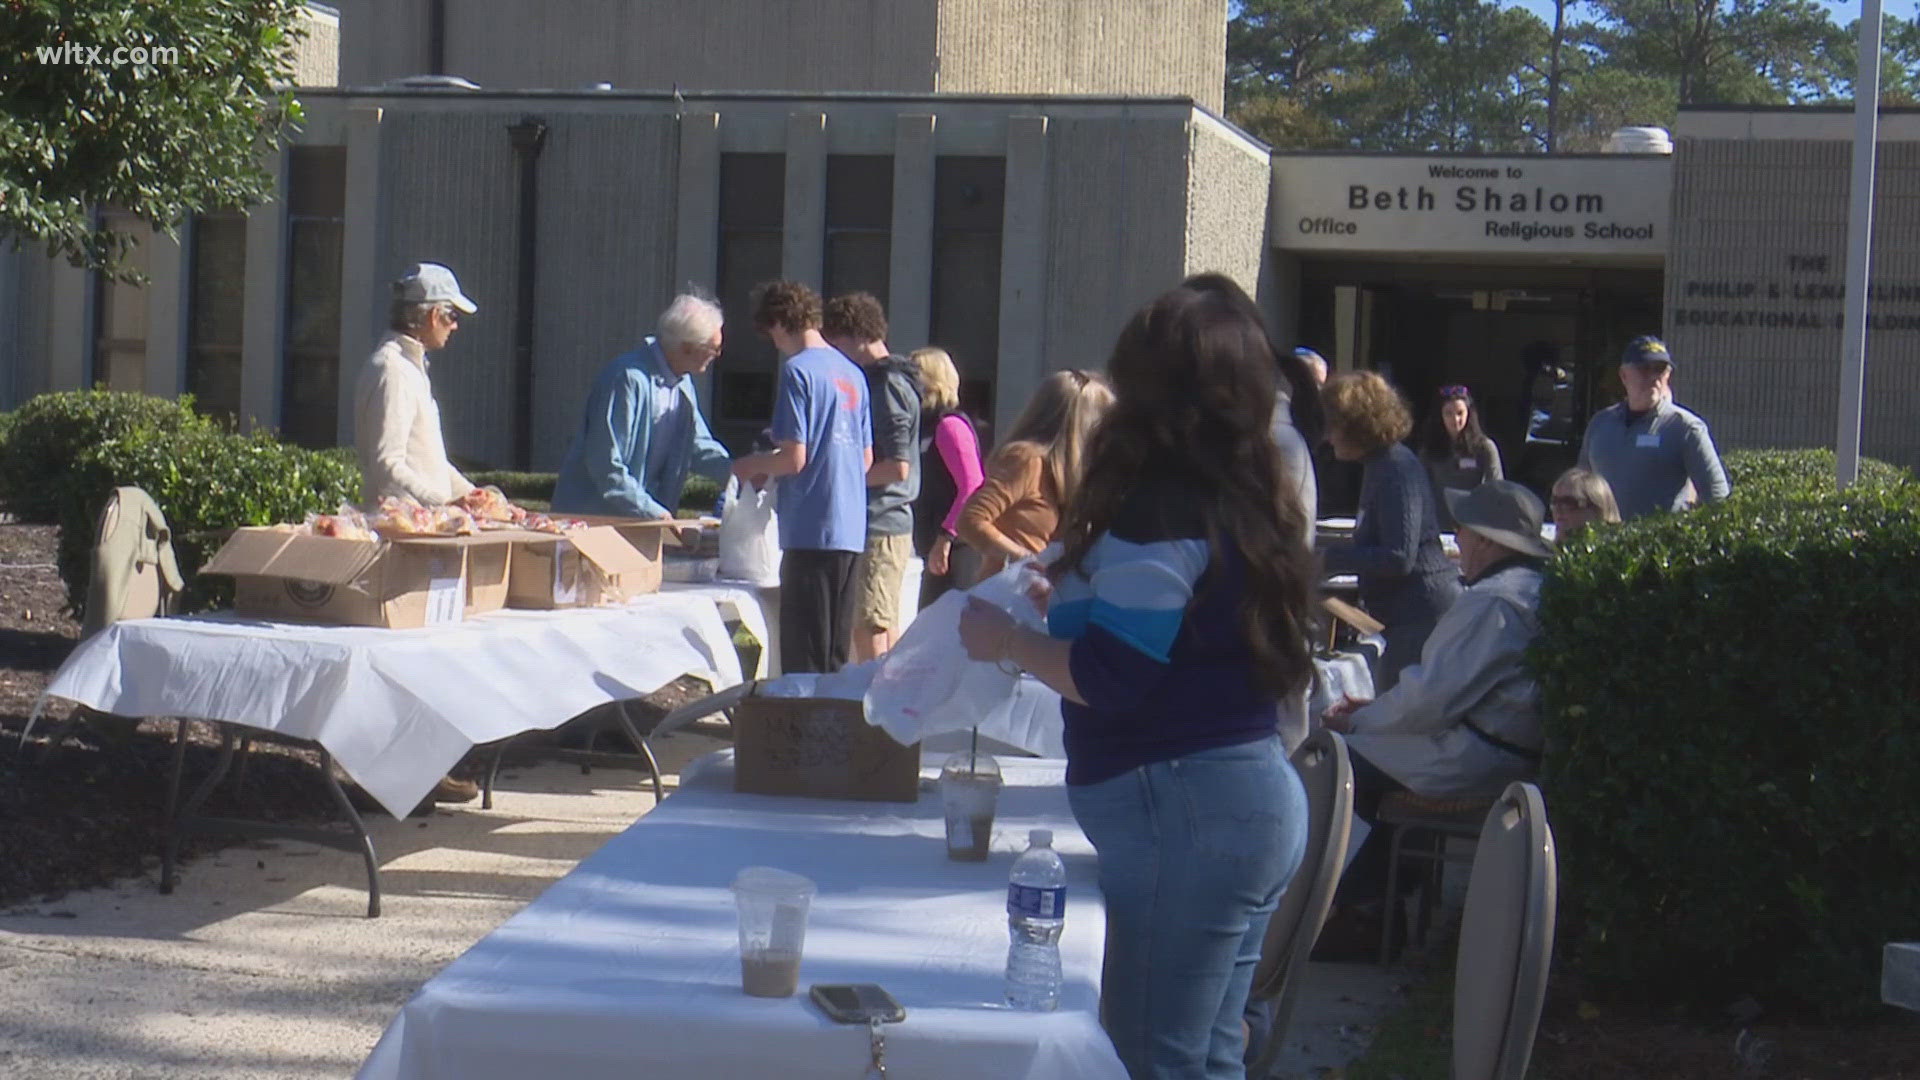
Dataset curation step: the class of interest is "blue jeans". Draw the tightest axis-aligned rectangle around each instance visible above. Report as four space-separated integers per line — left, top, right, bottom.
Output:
1068 738 1309 1080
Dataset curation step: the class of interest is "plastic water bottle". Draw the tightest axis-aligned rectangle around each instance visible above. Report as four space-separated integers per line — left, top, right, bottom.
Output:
1005 828 1066 1011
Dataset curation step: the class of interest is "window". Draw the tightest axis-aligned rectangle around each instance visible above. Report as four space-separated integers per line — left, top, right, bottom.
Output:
91 209 152 391
281 146 346 448
186 212 247 422
823 155 892 308
930 157 1003 420
714 152 785 441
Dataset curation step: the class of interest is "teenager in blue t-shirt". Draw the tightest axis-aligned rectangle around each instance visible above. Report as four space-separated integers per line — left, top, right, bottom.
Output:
731 281 872 672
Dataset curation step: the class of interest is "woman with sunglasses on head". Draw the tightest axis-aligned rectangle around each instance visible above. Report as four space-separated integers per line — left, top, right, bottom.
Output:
958 282 1315 1080
1418 385 1502 529
1548 467 1621 541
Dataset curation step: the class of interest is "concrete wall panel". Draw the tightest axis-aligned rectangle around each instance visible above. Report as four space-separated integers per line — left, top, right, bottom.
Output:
1183 113 1268 291
1666 135 1920 470
377 109 522 468
937 0 1225 110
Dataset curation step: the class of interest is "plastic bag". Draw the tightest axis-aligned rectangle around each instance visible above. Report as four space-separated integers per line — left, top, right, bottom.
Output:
717 477 781 586
863 561 1064 757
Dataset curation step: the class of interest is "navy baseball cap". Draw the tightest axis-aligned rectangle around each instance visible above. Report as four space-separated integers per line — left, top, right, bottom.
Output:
1620 336 1673 370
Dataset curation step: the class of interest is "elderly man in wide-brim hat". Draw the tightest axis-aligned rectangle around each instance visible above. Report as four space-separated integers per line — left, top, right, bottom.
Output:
1312 480 1553 957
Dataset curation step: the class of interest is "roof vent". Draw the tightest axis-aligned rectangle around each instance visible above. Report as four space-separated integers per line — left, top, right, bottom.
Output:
1604 126 1672 154
384 74 481 90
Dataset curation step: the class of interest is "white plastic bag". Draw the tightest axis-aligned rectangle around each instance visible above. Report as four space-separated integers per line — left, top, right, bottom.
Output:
863 562 1065 757
717 477 781 587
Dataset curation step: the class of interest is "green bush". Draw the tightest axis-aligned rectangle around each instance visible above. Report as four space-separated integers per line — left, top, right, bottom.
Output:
680 473 724 514
55 427 361 616
1534 476 1920 1017
1721 447 1911 505
0 390 217 522
468 470 556 503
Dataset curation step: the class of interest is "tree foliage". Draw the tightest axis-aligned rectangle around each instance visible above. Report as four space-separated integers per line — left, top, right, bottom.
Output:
1227 0 1908 153
0 0 306 272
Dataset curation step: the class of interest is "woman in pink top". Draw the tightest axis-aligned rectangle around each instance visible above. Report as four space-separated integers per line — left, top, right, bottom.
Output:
911 347 986 607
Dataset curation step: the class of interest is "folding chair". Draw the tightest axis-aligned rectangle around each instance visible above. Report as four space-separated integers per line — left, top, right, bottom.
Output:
1376 790 1500 963
1452 781 1557 1080
1246 729 1354 1078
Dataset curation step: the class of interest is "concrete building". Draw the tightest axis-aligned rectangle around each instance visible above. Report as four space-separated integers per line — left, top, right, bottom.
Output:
1665 107 1920 471
335 0 1226 111
9 2 1920 479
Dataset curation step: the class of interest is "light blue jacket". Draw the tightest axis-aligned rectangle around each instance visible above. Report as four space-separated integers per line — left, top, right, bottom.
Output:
552 338 732 519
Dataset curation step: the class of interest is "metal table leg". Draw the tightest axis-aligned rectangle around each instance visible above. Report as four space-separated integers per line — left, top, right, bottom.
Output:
160 721 384 918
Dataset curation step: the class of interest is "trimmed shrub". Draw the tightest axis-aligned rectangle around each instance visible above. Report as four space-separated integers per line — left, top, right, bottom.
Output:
1721 447 1911 505
1534 476 1920 1017
467 470 556 503
681 473 724 514
0 390 217 522
55 427 361 616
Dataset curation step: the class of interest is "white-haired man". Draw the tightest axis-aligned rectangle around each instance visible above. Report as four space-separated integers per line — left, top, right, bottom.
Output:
553 294 734 518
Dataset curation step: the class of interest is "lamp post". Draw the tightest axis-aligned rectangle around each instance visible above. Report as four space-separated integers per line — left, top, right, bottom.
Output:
1837 0 1883 487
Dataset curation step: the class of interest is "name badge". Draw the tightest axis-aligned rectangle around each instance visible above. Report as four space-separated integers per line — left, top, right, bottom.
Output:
1459 457 1477 470
1635 434 1661 448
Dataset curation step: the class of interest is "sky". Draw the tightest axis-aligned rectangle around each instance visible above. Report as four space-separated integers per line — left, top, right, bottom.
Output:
1506 1 1898 25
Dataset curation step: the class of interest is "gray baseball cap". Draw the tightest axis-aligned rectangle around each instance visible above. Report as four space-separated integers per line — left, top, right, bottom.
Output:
1445 481 1554 559
393 262 478 314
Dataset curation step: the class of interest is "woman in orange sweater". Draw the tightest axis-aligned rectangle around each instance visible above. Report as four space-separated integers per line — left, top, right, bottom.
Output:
959 369 1114 576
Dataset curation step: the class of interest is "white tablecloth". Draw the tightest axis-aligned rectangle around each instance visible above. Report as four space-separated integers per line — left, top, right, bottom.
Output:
41 594 744 817
356 754 1124 1080
662 580 774 679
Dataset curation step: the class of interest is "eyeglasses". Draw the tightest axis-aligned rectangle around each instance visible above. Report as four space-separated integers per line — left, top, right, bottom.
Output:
1439 385 1471 399
1551 495 1593 512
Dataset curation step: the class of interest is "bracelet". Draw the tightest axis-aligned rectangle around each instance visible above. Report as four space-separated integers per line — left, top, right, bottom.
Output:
996 625 1024 676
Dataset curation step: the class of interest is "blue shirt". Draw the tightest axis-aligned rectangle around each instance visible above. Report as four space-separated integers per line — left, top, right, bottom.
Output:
1046 483 1282 786
552 338 733 519
770 346 871 552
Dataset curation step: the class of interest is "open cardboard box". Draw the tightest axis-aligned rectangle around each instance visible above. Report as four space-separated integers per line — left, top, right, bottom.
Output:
730 683 921 803
505 525 657 609
203 527 493 628
563 514 718 597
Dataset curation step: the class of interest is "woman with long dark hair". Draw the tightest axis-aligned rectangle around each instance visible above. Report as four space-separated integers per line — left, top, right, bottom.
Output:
1418 384 1502 528
959 283 1316 1080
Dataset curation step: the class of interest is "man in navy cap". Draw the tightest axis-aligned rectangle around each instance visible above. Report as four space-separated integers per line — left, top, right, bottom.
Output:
1577 336 1729 520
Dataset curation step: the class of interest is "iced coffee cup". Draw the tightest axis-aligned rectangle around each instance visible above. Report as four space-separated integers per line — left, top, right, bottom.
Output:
940 750 1002 862
730 866 816 997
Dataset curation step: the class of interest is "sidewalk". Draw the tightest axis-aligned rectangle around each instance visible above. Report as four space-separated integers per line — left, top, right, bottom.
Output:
0 733 1406 1079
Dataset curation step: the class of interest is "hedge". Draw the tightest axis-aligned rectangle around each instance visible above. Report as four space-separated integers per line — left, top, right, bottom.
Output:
1721 446 1911 505
0 391 217 522
54 426 361 616
1534 459 1920 1017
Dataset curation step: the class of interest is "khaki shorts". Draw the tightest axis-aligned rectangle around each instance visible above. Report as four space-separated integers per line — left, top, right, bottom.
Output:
854 532 913 631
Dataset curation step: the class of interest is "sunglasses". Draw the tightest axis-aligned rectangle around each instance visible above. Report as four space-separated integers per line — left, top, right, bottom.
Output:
1551 495 1593 512
1439 385 1471 399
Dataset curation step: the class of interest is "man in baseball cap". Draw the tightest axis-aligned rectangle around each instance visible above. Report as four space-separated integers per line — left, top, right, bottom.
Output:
393 262 478 315
353 262 486 804
1577 335 1730 520
1312 479 1550 959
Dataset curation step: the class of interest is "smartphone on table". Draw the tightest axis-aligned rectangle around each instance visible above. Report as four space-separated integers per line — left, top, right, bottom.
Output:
810 983 906 1024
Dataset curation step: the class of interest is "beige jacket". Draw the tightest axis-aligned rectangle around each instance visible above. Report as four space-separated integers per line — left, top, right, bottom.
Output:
354 333 474 506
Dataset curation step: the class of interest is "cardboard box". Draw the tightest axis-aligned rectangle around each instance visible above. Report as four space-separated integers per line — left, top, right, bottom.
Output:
505 526 657 609
563 515 716 597
204 528 471 629
464 541 512 616
731 686 921 803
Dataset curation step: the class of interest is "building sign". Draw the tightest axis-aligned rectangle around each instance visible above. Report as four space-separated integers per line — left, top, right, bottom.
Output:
1670 253 1920 333
1270 155 1670 257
